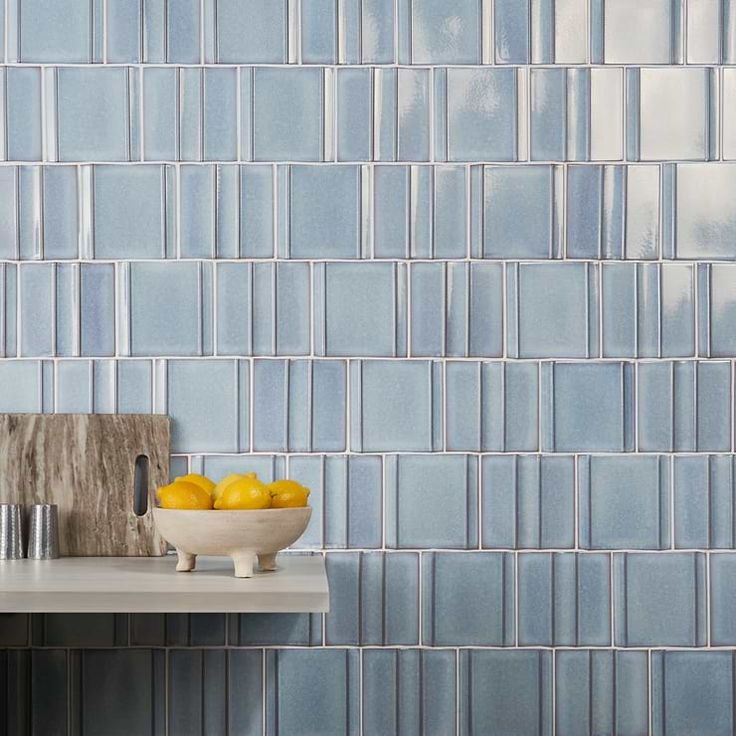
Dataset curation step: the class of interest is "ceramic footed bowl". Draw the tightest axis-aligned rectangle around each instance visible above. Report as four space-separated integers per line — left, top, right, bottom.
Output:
152 507 312 578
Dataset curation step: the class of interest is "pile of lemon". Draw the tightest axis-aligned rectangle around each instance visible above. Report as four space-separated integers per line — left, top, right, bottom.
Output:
156 473 310 510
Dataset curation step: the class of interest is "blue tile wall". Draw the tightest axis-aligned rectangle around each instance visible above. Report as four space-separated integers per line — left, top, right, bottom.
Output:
4 2 736 734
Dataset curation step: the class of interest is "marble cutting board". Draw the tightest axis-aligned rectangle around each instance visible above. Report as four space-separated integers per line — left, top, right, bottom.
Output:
0 414 170 556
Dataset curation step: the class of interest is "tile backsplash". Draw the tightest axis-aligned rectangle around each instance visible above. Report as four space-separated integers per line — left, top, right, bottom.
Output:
4 1 736 734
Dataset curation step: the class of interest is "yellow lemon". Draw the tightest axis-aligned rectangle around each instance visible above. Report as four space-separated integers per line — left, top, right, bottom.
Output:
267 479 310 508
157 481 213 510
212 473 247 502
215 476 272 510
175 473 215 496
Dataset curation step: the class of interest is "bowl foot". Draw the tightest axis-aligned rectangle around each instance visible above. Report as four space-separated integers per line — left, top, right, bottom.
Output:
176 550 196 572
232 552 256 578
258 552 278 571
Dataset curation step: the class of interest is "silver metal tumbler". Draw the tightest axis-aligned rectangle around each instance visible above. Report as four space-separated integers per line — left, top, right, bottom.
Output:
0 504 24 559
27 504 59 559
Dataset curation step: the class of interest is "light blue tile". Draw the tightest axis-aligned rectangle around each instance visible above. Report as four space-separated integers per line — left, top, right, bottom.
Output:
600 263 637 357
141 0 165 62
447 69 516 161
167 360 246 453
652 652 734 736
459 651 553 736
178 68 204 161
396 69 430 161
6 68 42 161
707 264 736 356
674 456 735 549
639 68 710 161
287 456 323 548
252 359 289 451
373 69 398 161
19 264 53 356
361 0 395 62
484 166 555 258
18 0 90 61
18 166 42 260
336 69 372 161
240 165 274 257
203 69 238 161
423 552 514 646
386 455 477 548
252 263 310 356
481 362 539 451
464 263 504 357
129 262 204 357
373 166 409 258
518 552 610 646
288 166 360 258
530 69 566 160
362 552 419 645
481 455 575 549
697 361 732 451
216 0 287 62
233 611 320 646
227 650 263 736
444 361 482 450
93 165 165 259
362 650 456 736
676 164 736 259
0 169 18 259
116 360 152 413
411 0 480 63
58 69 129 162
566 165 603 259
544 362 633 452
106 0 141 61
512 262 595 358
320 263 404 357
2 264 17 356
625 165 660 259
409 263 444 356
566 69 590 159
43 167 79 260
309 361 347 452
80 264 115 357
555 651 649 736
710 554 736 644
324 552 360 644
603 0 675 63
166 0 200 62
55 361 92 412
265 650 359 736
301 0 337 63
324 456 382 549
433 165 467 258
660 263 696 357
614 552 706 646
142 68 177 161
179 165 214 258
355 360 438 452
637 361 674 451
494 0 530 62
254 69 323 161
580 456 670 550
216 262 252 356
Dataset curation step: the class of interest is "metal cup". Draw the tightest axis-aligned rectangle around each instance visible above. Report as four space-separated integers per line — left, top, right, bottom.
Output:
27 504 59 560
0 504 25 559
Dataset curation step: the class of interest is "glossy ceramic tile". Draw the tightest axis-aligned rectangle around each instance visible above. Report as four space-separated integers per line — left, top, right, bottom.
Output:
287 165 361 257
579 455 671 549
351 360 440 452
542 362 634 452
484 165 558 258
701 263 736 356
42 166 79 259
517 552 611 645
651 652 735 736
555 650 650 736
710 554 736 644
216 0 287 63
385 454 477 548
613 552 707 646
253 68 324 161
93 165 167 259
445 69 517 162
167 359 247 453
265 650 359 736
16 0 91 62
603 0 676 63
362 649 456 736
481 455 575 549
673 455 736 549
459 650 553 736
410 0 480 63
494 0 530 63
5 68 43 161
423 552 514 646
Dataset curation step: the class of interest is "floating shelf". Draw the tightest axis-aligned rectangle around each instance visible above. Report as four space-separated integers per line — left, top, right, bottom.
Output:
0 554 329 613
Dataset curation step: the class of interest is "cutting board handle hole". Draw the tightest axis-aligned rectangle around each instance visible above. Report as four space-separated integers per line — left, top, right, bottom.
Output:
133 455 149 517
